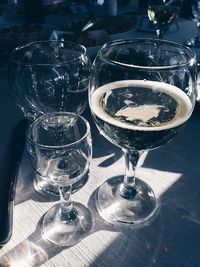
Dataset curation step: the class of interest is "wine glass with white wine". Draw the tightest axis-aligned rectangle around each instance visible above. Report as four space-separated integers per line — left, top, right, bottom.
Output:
147 0 183 38
89 38 196 226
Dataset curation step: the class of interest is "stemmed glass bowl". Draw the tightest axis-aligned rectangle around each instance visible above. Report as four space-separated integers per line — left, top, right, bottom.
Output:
9 40 91 119
26 112 93 246
9 40 92 196
147 0 183 38
89 38 196 226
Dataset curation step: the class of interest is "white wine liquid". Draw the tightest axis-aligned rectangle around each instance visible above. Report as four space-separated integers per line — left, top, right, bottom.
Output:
147 5 181 28
90 80 192 150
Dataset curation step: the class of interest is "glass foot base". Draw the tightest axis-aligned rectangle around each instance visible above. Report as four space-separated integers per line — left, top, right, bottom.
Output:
42 202 93 247
33 171 89 197
96 176 158 226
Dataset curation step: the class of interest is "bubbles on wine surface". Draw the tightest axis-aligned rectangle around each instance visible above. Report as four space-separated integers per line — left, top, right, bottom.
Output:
91 80 192 132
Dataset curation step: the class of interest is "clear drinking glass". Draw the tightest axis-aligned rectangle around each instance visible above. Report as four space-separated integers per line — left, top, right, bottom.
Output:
9 40 91 119
89 38 196 226
147 0 183 38
8 40 91 196
26 112 93 246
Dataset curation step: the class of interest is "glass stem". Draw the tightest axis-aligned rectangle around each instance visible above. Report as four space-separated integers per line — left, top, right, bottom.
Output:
59 185 76 222
156 28 163 39
119 149 143 199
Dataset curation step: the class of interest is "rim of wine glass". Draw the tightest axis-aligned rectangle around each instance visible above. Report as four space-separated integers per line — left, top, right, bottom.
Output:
26 112 91 149
97 38 196 70
10 40 88 67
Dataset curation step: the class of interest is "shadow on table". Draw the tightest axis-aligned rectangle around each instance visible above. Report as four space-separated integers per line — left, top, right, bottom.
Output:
87 175 200 266
1 163 199 267
2 106 200 266
0 215 64 266
87 108 200 267
0 188 122 267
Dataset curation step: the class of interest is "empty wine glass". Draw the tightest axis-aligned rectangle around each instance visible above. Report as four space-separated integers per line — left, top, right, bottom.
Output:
89 38 196 226
26 112 93 246
8 40 92 196
147 0 183 38
9 40 91 119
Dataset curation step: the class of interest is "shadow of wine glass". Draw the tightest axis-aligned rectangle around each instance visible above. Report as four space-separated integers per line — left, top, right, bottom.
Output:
0 202 93 267
86 170 200 267
93 146 122 168
0 216 61 266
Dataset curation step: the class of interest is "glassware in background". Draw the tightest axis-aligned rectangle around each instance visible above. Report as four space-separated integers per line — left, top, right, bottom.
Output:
90 0 117 18
6 0 45 23
186 0 200 47
147 0 183 38
185 0 200 101
26 112 93 246
8 40 92 196
89 38 196 226
9 40 91 120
